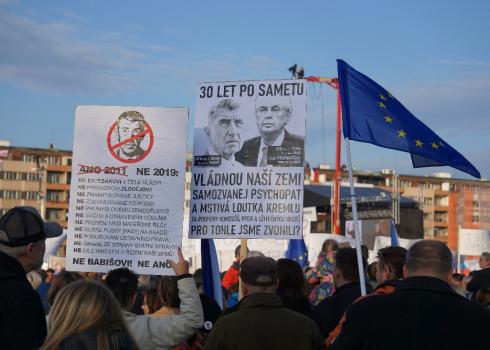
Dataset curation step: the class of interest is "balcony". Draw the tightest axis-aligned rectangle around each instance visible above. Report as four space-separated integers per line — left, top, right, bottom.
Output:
434 221 449 228
434 205 449 212
45 201 69 209
47 165 71 172
434 190 449 197
46 183 70 191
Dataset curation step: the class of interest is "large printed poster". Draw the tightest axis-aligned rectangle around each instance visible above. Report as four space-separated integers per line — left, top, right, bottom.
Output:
189 80 306 239
66 106 188 274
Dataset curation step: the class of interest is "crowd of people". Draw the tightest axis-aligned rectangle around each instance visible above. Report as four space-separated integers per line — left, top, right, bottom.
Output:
1 206 489 349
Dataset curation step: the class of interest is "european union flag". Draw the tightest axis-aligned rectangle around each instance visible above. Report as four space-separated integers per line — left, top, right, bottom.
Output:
285 239 308 268
337 59 480 179
390 220 399 247
201 239 223 309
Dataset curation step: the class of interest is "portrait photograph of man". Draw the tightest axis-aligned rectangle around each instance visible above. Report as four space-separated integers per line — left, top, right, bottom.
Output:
198 98 245 168
236 95 304 167
111 110 150 162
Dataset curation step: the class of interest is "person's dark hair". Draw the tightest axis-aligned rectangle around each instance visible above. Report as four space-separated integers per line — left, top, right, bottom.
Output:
406 240 452 277
105 268 138 309
452 273 464 283
143 288 162 314
367 262 378 281
234 244 249 259
277 259 306 298
157 276 181 308
321 239 338 254
377 246 407 280
47 271 84 306
193 268 203 289
335 248 366 282
361 245 369 262
476 287 490 306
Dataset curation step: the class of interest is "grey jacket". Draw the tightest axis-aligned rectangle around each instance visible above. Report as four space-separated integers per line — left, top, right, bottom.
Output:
123 277 204 350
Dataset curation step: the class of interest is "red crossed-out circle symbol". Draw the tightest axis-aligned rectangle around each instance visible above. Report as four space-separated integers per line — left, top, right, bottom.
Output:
107 119 154 164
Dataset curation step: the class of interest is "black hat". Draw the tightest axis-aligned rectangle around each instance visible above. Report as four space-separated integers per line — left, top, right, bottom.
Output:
240 256 277 286
0 206 63 247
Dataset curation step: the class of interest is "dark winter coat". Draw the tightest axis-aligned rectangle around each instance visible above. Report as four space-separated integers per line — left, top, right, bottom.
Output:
204 292 323 350
329 276 490 350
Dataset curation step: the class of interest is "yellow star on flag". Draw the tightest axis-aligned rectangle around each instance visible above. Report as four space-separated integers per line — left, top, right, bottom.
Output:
380 94 386 100
384 116 393 123
431 142 439 149
299 256 303 260
378 101 386 108
415 140 423 148
397 130 406 138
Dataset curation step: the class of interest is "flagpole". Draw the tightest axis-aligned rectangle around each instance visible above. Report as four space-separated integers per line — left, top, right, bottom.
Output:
344 137 367 296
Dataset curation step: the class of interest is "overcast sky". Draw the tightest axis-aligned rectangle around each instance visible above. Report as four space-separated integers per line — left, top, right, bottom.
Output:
0 0 489 179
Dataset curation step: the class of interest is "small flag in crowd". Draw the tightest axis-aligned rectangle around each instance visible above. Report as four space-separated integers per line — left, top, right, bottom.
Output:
285 238 308 268
390 220 399 247
337 59 480 179
201 239 223 309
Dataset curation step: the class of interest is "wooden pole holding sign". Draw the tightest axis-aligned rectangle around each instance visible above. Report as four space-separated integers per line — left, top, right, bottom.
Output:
238 238 248 300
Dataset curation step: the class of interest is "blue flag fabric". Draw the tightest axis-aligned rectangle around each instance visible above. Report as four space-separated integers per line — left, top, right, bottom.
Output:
337 59 480 179
285 239 308 268
390 220 399 247
201 239 223 309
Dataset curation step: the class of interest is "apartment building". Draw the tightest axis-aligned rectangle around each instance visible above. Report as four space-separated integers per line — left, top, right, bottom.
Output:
0 143 72 228
307 166 490 250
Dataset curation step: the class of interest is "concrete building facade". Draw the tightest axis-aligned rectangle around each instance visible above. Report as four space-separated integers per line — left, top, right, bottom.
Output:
0 144 72 228
307 166 490 250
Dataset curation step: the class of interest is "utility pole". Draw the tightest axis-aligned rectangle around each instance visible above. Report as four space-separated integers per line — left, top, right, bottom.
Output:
35 156 46 219
391 171 400 224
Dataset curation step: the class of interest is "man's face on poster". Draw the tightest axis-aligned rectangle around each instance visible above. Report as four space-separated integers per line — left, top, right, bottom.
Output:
207 107 244 159
255 96 291 136
118 118 145 157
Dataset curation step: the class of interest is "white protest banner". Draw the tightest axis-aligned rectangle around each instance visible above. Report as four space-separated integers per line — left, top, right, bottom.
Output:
67 106 188 274
458 228 490 256
189 80 306 239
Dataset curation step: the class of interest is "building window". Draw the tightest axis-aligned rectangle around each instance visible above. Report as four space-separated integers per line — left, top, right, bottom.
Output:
424 228 434 238
25 192 39 200
26 172 42 182
46 209 61 221
47 172 62 183
0 190 38 200
22 154 37 162
46 156 60 165
3 171 18 181
46 190 62 202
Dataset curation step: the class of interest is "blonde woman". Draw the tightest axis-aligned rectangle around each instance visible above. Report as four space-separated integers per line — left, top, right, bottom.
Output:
42 280 138 350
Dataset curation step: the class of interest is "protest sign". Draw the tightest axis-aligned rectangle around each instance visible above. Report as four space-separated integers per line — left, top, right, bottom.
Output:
458 228 490 256
66 106 188 274
189 80 306 239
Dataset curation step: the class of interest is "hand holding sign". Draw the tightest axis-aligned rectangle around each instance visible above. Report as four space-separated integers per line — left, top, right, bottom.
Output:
167 247 190 276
